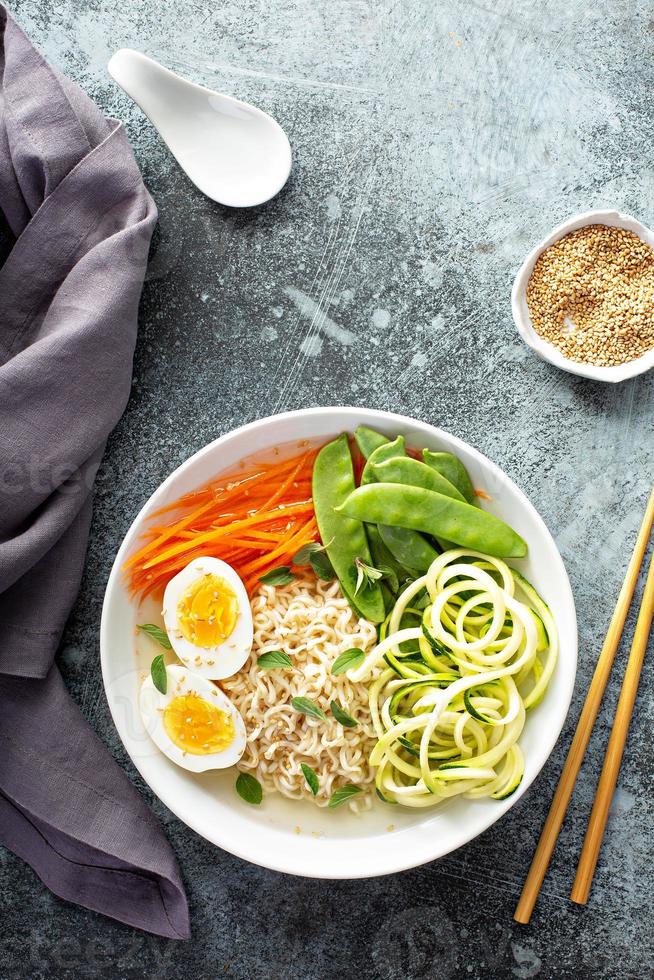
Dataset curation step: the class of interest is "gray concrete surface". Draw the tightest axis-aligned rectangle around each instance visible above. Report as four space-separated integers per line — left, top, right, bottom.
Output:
2 1 653 977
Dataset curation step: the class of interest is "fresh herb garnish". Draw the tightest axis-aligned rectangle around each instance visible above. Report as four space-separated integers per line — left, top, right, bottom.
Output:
292 541 336 581
150 654 167 695
138 623 172 650
259 565 295 586
330 701 358 728
331 648 365 675
301 763 319 796
235 772 263 805
291 696 327 721
309 550 336 581
353 557 389 596
257 650 293 670
292 540 329 565
328 784 362 809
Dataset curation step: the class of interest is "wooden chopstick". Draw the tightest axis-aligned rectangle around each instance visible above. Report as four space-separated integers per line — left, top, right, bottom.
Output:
570 547 654 904
514 487 654 924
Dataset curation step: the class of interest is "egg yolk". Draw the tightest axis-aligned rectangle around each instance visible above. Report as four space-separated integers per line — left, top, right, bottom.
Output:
177 573 239 648
163 692 235 755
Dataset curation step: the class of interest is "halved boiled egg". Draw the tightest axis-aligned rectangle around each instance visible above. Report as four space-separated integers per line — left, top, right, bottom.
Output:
162 556 253 680
139 664 246 772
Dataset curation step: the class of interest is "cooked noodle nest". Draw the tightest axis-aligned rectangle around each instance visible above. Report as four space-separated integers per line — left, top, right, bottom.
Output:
221 574 379 812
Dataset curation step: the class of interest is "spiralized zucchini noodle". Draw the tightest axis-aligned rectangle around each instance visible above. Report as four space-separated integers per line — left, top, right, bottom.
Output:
222 574 379 811
348 549 558 808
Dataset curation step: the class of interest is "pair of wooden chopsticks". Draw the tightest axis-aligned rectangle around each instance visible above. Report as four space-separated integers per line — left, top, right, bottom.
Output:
515 487 654 924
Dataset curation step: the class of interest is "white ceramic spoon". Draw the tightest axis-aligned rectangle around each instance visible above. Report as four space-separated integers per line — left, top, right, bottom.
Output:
108 49 292 208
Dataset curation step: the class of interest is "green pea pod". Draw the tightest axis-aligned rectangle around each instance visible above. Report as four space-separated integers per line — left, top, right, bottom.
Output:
367 523 412 586
378 524 438 573
336 483 528 559
361 437 439 566
361 435 405 485
354 425 389 460
313 435 386 623
422 450 476 505
372 455 464 552
380 580 396 614
372 456 466 502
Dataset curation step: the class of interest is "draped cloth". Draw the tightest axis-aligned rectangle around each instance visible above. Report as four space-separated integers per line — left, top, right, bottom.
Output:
0 6 190 938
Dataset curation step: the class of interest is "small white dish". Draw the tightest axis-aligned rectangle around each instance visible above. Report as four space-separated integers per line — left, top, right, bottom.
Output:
511 209 654 383
101 407 577 879
108 49 292 208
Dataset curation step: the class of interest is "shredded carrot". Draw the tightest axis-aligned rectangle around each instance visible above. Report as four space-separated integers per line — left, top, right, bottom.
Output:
141 502 314 570
125 445 321 602
239 519 317 575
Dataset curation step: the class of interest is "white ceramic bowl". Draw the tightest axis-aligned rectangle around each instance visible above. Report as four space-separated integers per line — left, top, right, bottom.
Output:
512 209 654 383
101 407 577 878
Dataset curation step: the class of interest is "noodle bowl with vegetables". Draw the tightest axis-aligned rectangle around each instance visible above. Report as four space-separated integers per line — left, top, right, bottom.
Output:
122 422 560 815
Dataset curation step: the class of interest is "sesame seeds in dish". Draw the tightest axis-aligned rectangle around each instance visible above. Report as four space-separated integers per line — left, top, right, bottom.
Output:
526 224 654 368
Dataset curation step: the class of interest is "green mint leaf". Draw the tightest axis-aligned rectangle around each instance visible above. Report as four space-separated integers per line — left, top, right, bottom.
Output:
259 566 295 586
309 550 336 581
328 784 362 809
301 763 319 796
150 654 167 695
257 650 293 670
330 701 358 728
235 772 263 805
331 648 365 675
292 541 327 565
291 696 327 721
292 541 336 581
354 557 385 596
138 623 172 650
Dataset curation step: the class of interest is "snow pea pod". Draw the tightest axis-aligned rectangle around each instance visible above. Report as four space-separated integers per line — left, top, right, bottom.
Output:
372 455 463 551
354 425 389 460
367 524 407 612
361 435 405 485
372 456 466 502
312 434 385 623
377 524 438 573
367 524 407 582
336 483 528 558
422 450 476 505
361 438 439 567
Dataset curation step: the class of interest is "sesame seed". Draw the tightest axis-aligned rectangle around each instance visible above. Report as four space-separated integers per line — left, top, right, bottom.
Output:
526 224 654 367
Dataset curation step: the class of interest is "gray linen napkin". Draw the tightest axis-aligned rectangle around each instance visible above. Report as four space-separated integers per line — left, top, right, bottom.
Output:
0 7 190 938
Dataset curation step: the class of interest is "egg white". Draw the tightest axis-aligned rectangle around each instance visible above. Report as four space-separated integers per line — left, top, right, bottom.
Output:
139 664 247 772
162 556 253 680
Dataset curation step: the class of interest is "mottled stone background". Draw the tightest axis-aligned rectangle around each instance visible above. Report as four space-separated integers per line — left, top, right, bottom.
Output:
2 1 653 977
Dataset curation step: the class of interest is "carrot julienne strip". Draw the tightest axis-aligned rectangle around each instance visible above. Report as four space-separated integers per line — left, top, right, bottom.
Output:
141 502 313 570
122 497 218 570
124 444 322 601
239 519 318 575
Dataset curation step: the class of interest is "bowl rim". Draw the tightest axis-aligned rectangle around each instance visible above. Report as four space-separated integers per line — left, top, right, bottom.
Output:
100 406 578 878
511 208 654 383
